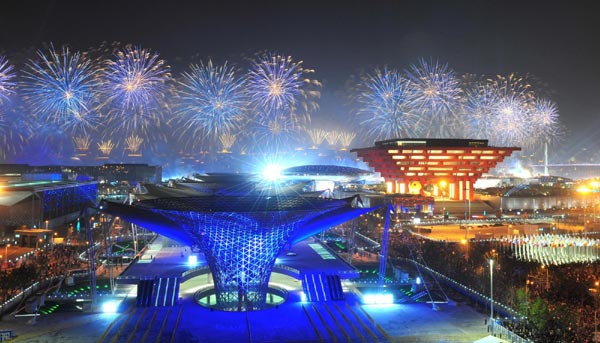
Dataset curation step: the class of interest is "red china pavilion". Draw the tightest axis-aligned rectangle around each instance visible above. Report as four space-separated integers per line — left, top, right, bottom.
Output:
352 138 520 201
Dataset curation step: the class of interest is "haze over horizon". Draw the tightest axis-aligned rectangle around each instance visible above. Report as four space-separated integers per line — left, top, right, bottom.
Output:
2 1 600 172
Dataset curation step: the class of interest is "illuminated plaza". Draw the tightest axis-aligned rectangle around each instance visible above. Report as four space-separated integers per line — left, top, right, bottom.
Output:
2 2 600 343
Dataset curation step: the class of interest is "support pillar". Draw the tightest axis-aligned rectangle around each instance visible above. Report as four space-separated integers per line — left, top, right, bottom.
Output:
378 204 392 289
399 182 407 194
449 182 457 200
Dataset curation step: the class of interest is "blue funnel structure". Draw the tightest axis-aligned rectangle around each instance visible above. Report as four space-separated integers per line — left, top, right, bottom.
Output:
101 196 375 311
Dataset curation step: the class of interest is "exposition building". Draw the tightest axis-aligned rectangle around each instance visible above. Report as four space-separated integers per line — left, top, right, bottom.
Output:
101 172 376 311
352 138 520 201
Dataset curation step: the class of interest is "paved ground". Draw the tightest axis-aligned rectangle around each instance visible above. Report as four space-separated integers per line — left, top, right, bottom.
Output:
1 281 489 343
0 236 490 342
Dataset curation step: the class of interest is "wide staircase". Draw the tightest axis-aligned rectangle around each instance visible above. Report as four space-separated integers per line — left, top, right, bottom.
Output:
97 299 184 343
302 274 345 302
302 301 390 343
136 277 180 308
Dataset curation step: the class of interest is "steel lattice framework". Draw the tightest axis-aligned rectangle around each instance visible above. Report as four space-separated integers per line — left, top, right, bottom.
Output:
102 195 374 311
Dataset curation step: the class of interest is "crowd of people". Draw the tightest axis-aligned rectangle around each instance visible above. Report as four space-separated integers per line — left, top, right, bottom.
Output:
373 227 600 342
30 244 85 279
0 244 87 302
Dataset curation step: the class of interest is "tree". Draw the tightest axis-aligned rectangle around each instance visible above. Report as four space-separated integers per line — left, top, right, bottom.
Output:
529 296 549 333
514 288 529 316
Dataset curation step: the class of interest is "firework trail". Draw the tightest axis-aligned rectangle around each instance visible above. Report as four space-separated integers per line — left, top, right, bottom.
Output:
305 128 328 148
247 52 319 125
172 60 246 149
219 133 237 153
0 55 21 160
73 135 92 152
355 67 421 140
338 131 356 150
0 55 29 160
98 139 115 156
101 45 171 141
125 134 144 156
21 45 101 135
405 59 462 137
325 130 340 146
0 109 25 160
488 73 535 100
0 56 16 105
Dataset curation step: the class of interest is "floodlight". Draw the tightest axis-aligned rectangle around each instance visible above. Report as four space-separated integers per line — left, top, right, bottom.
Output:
102 300 118 313
363 293 394 305
187 255 198 267
262 163 283 181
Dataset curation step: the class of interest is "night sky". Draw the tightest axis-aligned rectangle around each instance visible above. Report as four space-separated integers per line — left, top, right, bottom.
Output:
2 0 599 161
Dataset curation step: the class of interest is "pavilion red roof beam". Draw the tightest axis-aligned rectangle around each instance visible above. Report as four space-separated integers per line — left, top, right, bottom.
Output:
352 139 520 201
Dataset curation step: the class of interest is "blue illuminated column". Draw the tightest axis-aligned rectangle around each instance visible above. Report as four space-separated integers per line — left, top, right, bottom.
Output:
199 213 297 311
155 210 314 311
103 195 376 312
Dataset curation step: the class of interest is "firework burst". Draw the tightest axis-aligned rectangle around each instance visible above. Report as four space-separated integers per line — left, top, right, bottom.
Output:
247 52 319 125
355 67 421 140
483 74 538 149
462 81 500 139
102 45 171 138
405 59 462 137
530 98 562 147
21 45 100 134
531 98 560 135
490 94 534 148
173 60 246 149
462 73 557 150
488 73 535 100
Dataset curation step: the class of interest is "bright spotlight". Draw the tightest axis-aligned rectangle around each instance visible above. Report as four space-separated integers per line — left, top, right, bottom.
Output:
363 293 394 305
300 292 307 302
187 255 198 267
262 163 283 181
102 300 118 313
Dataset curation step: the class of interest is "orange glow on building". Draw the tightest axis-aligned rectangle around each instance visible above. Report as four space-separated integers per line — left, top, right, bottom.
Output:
352 138 520 200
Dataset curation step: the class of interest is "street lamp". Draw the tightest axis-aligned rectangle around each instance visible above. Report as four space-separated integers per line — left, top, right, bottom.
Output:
541 265 550 290
489 259 494 335
4 244 9 264
578 185 593 231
